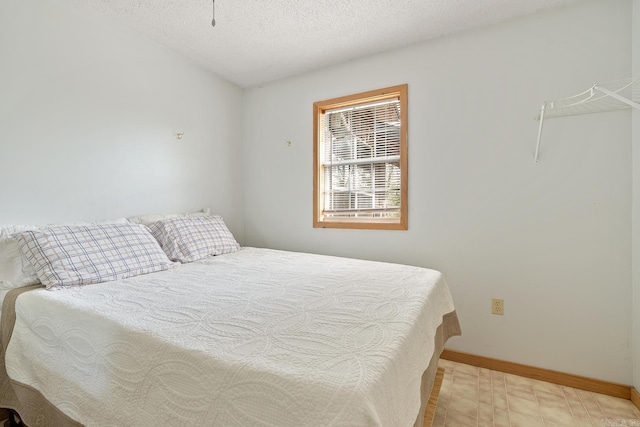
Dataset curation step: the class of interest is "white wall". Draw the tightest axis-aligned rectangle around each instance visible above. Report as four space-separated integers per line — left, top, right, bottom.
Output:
632 0 640 390
0 0 244 242
242 0 633 383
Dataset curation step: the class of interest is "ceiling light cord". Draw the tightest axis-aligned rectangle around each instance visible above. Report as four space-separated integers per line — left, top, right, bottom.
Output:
211 0 216 27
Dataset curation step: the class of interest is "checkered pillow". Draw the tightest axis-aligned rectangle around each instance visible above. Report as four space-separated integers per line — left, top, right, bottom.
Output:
148 215 240 263
14 223 178 289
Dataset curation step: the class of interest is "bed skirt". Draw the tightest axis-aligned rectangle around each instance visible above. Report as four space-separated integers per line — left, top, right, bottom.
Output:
413 310 461 427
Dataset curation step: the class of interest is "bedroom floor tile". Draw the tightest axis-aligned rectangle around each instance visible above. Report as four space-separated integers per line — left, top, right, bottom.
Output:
433 359 640 427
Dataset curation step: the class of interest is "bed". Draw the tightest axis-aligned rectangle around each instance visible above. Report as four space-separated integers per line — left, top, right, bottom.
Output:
0 216 460 427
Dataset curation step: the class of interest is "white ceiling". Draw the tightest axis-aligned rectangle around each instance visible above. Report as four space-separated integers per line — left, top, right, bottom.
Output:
77 0 579 88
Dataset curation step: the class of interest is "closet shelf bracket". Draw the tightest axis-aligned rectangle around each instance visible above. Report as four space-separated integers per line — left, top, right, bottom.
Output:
534 78 640 162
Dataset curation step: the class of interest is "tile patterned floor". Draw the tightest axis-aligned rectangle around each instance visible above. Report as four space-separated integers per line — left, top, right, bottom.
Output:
434 359 640 427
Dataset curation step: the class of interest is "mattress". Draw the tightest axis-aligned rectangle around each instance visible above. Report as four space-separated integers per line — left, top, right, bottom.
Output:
0 248 460 426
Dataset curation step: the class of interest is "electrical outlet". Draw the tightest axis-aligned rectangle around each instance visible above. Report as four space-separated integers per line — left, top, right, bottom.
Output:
491 298 504 315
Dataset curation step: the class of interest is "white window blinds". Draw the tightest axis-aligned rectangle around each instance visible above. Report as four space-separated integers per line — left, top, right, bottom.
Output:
320 98 402 219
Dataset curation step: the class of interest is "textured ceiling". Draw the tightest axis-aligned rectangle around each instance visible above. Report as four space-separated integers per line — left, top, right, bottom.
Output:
76 0 579 88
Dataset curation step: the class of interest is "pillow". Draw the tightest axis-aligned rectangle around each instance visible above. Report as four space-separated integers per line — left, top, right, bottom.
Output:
128 208 211 226
0 217 129 290
0 225 40 289
14 223 178 290
148 215 240 263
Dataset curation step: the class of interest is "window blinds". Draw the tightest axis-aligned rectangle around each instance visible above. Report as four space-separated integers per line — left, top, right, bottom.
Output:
320 98 402 219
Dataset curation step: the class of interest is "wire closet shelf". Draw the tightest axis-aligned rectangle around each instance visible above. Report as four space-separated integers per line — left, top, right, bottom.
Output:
534 77 640 162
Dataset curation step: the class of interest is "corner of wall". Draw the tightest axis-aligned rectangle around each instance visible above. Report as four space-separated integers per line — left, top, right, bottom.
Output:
632 0 640 390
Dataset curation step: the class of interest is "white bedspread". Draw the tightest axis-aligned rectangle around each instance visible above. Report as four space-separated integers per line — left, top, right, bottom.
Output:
5 248 455 427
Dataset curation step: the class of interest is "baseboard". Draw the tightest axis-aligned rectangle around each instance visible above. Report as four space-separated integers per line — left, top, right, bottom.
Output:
631 387 640 411
440 349 631 400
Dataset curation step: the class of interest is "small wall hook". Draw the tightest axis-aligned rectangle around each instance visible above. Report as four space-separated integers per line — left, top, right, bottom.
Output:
211 0 216 27
176 132 184 140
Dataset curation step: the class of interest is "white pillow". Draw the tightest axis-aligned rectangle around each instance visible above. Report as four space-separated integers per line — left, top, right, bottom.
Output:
128 208 211 226
0 218 129 290
14 223 177 290
148 215 240 263
0 225 40 289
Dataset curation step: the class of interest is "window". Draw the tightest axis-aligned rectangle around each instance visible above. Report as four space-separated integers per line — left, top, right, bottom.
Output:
313 84 408 230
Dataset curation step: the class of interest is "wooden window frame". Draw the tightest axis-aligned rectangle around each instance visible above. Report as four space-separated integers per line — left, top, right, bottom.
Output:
313 84 408 230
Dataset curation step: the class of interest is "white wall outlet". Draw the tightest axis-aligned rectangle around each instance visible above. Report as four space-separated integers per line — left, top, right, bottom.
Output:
491 298 504 315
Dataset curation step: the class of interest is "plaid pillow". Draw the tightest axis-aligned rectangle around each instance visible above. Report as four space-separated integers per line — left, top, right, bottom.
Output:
1 218 129 289
15 223 178 289
148 215 240 263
